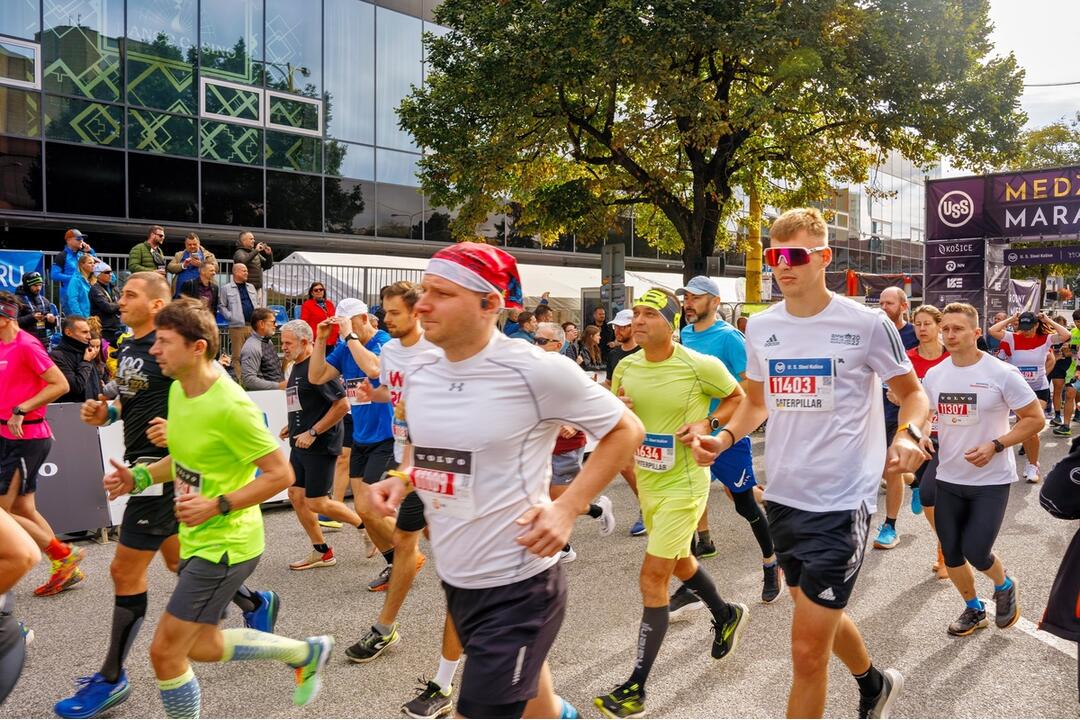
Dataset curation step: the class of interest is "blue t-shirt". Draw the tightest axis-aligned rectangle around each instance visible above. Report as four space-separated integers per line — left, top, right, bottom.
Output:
883 322 920 423
326 331 394 445
681 319 747 414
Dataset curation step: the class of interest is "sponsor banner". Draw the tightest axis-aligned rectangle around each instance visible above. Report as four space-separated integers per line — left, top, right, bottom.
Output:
928 166 1080 240
0 250 44 292
1003 245 1080 266
924 239 985 313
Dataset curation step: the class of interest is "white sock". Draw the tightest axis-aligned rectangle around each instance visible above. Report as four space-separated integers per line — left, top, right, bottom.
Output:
433 656 459 691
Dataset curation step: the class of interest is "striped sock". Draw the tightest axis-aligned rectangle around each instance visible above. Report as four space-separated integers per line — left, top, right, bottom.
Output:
158 667 200 719
220 628 311 667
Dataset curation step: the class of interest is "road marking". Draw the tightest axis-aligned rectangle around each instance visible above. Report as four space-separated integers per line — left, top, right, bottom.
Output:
981 599 1077 659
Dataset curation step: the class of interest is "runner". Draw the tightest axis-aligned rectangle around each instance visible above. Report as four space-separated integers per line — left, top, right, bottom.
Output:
594 287 749 719
1054 307 1080 437
988 311 1068 483
903 305 950 580
278 319 365 570
367 242 642 720
56 273 279 720
923 303 1040 636
674 275 781 604
687 208 926 718
308 298 403 591
0 507 39 705
341 281 464 719
101 298 332 718
0 292 86 598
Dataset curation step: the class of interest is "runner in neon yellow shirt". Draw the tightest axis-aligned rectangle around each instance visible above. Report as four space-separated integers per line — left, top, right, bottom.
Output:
1055 318 1080 437
595 288 750 719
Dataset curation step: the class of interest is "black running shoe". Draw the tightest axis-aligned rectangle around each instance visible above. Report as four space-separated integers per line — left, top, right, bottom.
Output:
858 668 904 719
947 606 988 636
402 678 453 719
694 537 717 559
344 625 399 663
711 602 749 660
761 564 784 604
668 584 704 621
993 578 1019 629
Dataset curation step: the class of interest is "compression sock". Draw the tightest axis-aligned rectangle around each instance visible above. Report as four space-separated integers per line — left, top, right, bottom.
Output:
562 543 571 553
382 548 395 565
965 597 985 611
220 628 311 667
683 566 733 624
44 539 70 561
853 666 883 698
627 606 669 687
231 585 259 613
158 667 201 719
586 504 603 518
995 576 1013 592
698 530 711 546
884 517 897 530
732 489 775 557
433 656 459 691
313 544 329 554
100 592 147 683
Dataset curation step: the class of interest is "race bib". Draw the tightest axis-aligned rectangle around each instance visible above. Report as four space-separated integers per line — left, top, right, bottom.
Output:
937 392 978 426
767 358 834 411
635 433 675 472
930 412 940 435
346 378 372 406
1018 366 1038 383
174 461 202 496
285 385 301 413
411 447 475 519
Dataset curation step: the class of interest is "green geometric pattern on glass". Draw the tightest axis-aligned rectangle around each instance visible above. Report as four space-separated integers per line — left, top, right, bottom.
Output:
0 87 40 138
126 47 196 115
204 82 260 122
42 3 121 102
266 130 321 173
268 96 319 132
44 95 122 146
128 109 195 157
200 120 262 165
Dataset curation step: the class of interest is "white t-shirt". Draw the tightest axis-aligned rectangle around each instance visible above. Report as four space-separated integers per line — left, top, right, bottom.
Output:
1000 331 1053 390
379 335 440 462
745 295 912 513
403 331 626 589
922 354 1036 486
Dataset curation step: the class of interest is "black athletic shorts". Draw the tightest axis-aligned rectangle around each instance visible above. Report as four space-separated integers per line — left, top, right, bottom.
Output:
396 491 426 532
120 490 179 551
884 420 898 453
342 414 354 451
290 452 337 499
444 564 567 717
767 501 871 610
349 439 395 483
1049 358 1071 380
1035 387 1052 404
166 554 259 624
0 437 52 496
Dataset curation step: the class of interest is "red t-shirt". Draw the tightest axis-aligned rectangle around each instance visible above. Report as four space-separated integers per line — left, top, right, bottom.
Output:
907 346 949 380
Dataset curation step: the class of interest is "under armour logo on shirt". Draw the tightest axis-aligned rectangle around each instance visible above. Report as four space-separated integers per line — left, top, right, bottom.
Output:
449 382 465 392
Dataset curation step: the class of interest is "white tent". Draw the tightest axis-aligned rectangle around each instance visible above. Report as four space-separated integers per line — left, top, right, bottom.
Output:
264 251 744 316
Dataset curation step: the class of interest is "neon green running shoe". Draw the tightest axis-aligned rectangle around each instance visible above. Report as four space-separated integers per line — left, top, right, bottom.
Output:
594 681 645 719
293 635 333 706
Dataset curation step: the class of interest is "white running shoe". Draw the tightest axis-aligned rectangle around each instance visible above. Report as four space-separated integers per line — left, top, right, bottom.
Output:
559 546 577 564
1023 462 1040 483
595 495 615 536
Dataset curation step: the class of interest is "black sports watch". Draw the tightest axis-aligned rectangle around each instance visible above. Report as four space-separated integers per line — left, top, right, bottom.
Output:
345 333 360 343
708 417 722 432
308 428 318 438
896 422 923 444
992 439 1005 453
11 406 25 417
217 495 232 516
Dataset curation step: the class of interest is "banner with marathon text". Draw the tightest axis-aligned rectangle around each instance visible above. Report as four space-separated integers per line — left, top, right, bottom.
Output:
1003 245 1080 266
0 249 44 292
923 238 986 312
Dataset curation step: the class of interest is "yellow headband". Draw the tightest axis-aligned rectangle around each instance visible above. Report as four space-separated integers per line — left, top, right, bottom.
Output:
633 288 681 328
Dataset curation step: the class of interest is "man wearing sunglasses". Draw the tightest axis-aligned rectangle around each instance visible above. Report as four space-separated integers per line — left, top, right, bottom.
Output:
686 208 929 719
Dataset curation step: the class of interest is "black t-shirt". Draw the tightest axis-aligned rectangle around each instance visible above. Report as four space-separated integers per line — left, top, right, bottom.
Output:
115 331 172 464
883 322 920 424
287 357 346 455
607 344 641 378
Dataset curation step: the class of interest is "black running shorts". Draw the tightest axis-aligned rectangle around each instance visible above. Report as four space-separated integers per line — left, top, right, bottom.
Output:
342 414 354 451
395 491 426 532
290 452 337 499
166 554 259 625
767 501 871 610
120 490 179 551
0 437 52 496
349 439 396 483
443 565 567 716
1035 387 1052 404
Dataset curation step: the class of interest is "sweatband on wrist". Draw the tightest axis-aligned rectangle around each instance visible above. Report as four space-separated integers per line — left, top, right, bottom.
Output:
131 465 152 494
106 405 119 425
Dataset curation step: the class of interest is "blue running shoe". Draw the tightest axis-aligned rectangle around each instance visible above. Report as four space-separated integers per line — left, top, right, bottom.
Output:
243 590 281 633
910 487 923 515
559 696 581 718
629 513 647 537
55 672 131 719
873 523 898 550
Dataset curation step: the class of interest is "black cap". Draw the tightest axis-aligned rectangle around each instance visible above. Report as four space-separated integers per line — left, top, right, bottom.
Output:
1017 311 1037 330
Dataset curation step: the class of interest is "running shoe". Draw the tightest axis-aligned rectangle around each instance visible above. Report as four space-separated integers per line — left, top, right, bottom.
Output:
345 625 400 663
243 590 281 634
54 671 131 719
629 514 646 537
20 621 33 646
559 697 581 718
993 578 1020 629
761 563 784 604
34 547 87 596
693 536 717 559
947 605 988 636
317 515 343 531
1051 414 1063 427
872 524 898 550
1053 425 1072 437
594 681 645 719
1023 462 1040 484
711 602 749 661
402 678 453 719
559 546 577 564
910 486 923 515
289 548 337 571
857 667 904 719
668 584 704 621
595 495 615 536
367 564 393 592
293 635 333 706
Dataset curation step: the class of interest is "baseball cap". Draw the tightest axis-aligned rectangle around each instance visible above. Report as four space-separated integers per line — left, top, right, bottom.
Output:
23 271 43 287
92 262 112 276
337 298 369 318
426 242 524 309
64 228 87 242
633 288 681 329
675 276 721 297
608 309 633 327
1017 311 1037 330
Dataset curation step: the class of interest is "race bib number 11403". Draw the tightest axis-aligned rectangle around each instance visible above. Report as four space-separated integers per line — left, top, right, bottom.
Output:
767 358 835 411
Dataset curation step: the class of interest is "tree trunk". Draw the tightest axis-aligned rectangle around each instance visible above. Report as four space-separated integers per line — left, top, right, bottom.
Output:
746 185 762 303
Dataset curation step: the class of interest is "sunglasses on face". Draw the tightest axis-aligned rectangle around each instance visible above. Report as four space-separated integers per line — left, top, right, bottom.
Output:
534 337 557 346
764 246 829 268
313 288 325 293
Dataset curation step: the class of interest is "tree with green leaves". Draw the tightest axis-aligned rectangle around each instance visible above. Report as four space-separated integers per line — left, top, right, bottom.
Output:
400 0 1025 281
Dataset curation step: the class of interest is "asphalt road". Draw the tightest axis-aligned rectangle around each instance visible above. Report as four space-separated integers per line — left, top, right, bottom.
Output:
4 428 1078 719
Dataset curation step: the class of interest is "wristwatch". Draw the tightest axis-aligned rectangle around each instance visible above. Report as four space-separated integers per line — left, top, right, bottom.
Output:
708 417 722 432
896 422 923 444
217 495 232 516
345 333 360 343
992 439 1005 453
11 407 25 417
308 428 318 438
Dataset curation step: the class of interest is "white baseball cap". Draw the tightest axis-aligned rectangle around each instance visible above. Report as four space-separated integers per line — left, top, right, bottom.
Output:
92 262 112 276
337 298 369 318
608 309 633 327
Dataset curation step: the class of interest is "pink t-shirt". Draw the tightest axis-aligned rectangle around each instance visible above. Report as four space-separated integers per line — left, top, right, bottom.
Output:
0 330 54 440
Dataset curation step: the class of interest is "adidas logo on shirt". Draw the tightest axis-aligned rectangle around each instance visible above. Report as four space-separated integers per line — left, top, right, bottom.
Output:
817 587 836 602
764 334 780 347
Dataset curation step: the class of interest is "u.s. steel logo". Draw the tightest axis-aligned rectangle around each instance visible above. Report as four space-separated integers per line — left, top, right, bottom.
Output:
937 190 975 228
